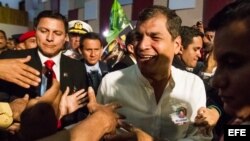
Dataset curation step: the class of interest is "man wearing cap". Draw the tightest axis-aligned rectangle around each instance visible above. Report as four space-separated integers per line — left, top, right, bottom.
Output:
63 20 93 60
17 30 37 50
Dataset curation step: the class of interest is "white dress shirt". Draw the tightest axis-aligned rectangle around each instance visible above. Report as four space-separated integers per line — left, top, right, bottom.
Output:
97 65 211 141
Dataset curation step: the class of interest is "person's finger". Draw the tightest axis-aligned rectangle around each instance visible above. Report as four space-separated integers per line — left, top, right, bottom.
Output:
19 66 41 84
77 103 85 109
50 78 60 91
73 89 85 97
62 86 70 99
11 78 30 88
197 107 206 115
15 73 39 88
76 92 87 101
22 94 29 102
79 96 89 104
41 79 60 102
87 87 96 103
18 56 40 75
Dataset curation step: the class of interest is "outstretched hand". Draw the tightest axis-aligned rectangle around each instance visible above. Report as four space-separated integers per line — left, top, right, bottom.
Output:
0 56 40 88
9 94 29 122
87 87 122 134
195 107 220 136
59 87 87 119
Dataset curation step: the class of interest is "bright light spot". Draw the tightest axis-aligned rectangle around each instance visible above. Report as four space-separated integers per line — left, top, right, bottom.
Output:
102 29 109 37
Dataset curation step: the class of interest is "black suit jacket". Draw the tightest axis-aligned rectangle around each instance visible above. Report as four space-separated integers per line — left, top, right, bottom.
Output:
0 48 88 126
80 59 109 93
0 48 87 98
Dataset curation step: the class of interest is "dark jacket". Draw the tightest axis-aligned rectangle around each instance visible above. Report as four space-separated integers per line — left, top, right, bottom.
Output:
0 48 88 127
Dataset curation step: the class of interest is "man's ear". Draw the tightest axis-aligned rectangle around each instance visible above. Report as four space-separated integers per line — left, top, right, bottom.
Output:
178 45 184 55
174 36 181 55
127 44 135 54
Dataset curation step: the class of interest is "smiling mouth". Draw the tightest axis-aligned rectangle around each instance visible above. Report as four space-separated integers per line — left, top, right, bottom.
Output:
139 55 157 62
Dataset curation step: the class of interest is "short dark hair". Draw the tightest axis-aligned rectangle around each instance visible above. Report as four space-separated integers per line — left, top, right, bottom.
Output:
125 29 139 47
19 102 57 141
34 10 68 33
208 0 250 30
180 26 204 49
0 30 7 40
137 5 182 40
79 32 103 50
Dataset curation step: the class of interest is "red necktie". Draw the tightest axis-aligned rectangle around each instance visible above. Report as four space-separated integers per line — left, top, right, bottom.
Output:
44 60 61 128
44 60 56 79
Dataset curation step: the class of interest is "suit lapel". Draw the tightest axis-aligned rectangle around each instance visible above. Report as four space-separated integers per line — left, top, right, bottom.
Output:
60 55 70 91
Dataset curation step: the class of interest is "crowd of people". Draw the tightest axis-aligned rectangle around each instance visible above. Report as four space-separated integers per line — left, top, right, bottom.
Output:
0 0 250 141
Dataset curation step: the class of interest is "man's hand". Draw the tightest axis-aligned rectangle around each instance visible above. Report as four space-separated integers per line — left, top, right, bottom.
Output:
59 87 87 119
6 122 20 135
9 94 29 122
27 79 62 117
87 87 121 134
69 87 121 141
118 121 154 141
0 56 40 88
195 107 220 135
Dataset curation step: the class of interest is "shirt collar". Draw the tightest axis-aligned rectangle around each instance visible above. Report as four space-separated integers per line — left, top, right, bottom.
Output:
135 65 175 89
85 62 101 74
38 50 62 67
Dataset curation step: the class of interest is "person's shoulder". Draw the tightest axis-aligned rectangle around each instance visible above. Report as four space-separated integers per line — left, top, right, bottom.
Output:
61 54 84 66
0 48 36 59
172 66 203 82
103 65 136 80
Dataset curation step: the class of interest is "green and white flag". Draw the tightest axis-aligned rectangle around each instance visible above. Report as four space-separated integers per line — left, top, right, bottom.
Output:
106 0 130 43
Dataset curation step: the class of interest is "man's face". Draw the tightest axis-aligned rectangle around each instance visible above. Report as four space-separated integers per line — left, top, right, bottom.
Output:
213 20 250 118
203 31 215 52
136 14 181 79
69 33 81 50
24 37 37 49
181 36 202 68
36 17 67 57
0 32 7 49
81 39 102 66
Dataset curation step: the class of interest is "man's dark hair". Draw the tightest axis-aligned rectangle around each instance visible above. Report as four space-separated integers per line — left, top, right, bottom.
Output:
19 102 57 141
208 0 250 30
0 30 7 40
180 26 204 49
79 32 103 50
137 5 182 40
125 29 139 47
34 10 68 33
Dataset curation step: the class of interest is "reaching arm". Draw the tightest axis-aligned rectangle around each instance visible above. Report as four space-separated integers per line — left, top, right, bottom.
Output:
0 56 40 88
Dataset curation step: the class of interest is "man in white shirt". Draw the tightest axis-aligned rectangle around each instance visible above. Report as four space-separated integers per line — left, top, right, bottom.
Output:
97 5 211 141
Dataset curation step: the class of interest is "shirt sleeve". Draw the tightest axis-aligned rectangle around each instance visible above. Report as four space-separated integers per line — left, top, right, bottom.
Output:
0 102 13 129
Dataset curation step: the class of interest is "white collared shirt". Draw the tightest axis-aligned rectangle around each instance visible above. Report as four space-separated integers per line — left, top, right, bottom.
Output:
85 62 102 76
38 50 61 81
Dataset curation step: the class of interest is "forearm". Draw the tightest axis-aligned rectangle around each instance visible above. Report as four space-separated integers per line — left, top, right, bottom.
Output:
70 112 107 141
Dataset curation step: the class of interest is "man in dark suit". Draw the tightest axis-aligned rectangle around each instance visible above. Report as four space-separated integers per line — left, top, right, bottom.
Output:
0 10 88 127
79 32 109 93
111 29 138 71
